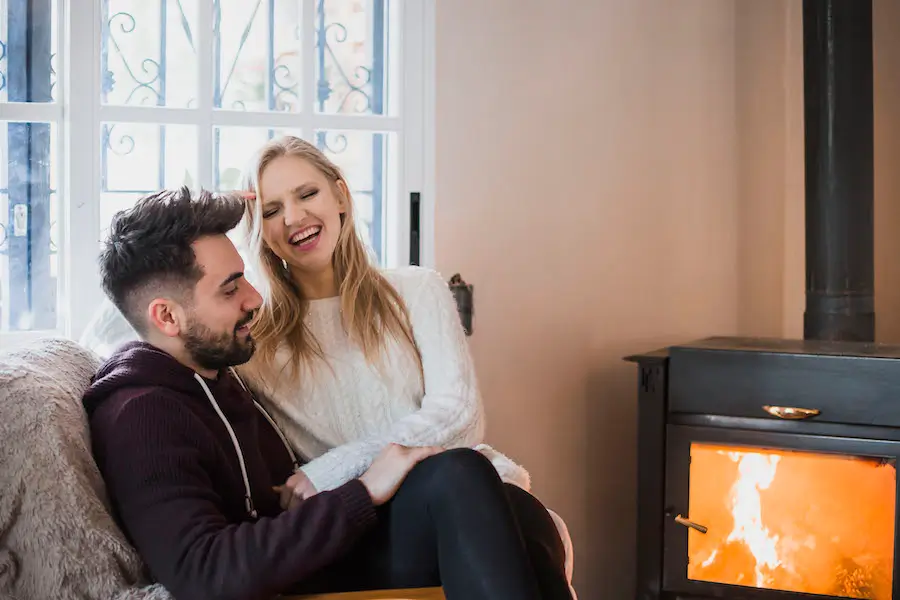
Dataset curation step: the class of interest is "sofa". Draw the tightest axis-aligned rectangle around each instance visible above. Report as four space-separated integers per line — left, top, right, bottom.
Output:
0 337 442 600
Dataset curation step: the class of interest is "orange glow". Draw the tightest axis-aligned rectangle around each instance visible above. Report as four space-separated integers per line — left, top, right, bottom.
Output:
687 443 896 598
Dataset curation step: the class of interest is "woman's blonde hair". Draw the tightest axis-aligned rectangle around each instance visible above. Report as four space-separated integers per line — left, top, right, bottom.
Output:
242 135 421 379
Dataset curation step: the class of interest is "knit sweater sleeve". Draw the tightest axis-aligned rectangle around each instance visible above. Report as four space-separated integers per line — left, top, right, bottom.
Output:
299 268 486 492
98 393 376 600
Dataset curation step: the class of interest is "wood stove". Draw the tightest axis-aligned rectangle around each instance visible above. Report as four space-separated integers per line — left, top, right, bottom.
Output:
629 338 900 599
625 1 898 598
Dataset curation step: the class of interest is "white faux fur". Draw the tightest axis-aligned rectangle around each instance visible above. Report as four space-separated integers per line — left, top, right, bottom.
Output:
0 338 172 600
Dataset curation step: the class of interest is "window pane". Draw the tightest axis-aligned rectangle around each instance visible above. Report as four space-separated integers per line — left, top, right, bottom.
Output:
214 126 304 191
0 0 58 103
213 127 310 192
100 123 197 234
0 121 58 332
215 127 269 190
101 0 198 107
315 0 391 116
215 0 302 112
316 130 392 262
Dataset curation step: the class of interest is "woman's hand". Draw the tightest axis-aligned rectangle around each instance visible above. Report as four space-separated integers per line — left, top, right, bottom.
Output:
222 190 257 203
273 470 318 510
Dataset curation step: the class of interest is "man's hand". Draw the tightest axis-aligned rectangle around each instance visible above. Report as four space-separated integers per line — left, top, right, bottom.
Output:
273 470 318 510
359 444 443 505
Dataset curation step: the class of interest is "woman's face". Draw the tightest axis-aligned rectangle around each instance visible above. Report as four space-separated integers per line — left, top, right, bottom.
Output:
257 154 346 275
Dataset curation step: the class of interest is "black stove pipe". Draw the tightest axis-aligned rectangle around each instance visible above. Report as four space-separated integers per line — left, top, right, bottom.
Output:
802 0 875 342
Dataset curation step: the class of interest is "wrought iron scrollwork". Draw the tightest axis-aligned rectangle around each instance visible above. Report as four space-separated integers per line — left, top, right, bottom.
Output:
0 40 7 94
320 131 348 155
205 0 381 114
270 22 301 111
273 56 300 110
317 8 375 114
103 124 136 157
0 40 54 99
176 0 195 52
215 0 263 108
49 52 57 100
102 2 194 107
107 11 164 105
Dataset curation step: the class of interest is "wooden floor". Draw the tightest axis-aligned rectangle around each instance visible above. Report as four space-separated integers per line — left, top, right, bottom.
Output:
286 587 444 600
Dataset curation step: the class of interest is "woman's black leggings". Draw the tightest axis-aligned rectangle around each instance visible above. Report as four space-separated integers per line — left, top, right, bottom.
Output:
291 448 572 599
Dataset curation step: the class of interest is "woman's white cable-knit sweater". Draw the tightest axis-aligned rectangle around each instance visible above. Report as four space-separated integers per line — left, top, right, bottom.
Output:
240 266 531 493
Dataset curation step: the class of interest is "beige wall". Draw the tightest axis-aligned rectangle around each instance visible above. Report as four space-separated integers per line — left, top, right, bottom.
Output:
874 0 900 342
735 0 788 337
436 1 741 597
734 0 806 339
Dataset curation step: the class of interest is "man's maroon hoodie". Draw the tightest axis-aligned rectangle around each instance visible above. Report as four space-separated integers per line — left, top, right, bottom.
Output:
83 341 376 600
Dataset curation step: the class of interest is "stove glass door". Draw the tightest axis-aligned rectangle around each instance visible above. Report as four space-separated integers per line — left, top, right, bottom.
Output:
665 426 899 599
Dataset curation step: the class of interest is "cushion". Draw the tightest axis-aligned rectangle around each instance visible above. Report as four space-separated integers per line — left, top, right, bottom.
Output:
79 298 140 361
0 337 171 600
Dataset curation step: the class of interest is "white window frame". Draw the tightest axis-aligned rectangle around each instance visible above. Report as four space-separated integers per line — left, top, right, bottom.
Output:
0 0 435 348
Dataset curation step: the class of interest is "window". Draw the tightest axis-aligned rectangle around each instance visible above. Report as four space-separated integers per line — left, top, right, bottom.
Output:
0 0 434 343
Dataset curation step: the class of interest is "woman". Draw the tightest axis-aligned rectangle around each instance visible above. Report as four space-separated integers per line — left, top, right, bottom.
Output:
237 135 576 597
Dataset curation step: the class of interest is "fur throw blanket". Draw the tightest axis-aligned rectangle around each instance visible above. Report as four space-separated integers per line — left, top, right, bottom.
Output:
0 338 171 600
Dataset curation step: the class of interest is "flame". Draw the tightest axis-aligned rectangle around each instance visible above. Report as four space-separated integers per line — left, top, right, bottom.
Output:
687 443 896 598
725 451 782 585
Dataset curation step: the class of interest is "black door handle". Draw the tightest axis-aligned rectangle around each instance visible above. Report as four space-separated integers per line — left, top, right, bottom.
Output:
409 192 420 266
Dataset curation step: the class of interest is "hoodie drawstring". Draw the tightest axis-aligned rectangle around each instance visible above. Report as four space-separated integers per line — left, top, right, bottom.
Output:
194 373 259 519
228 367 302 471
193 369 304 520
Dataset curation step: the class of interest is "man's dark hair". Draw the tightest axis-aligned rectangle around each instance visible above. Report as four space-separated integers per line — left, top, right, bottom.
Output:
100 186 244 335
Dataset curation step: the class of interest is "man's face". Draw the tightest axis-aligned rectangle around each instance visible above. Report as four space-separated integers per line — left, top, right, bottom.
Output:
180 235 263 372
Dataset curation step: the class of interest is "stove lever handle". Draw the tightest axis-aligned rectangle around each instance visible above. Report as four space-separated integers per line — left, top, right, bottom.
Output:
674 514 708 534
763 405 820 420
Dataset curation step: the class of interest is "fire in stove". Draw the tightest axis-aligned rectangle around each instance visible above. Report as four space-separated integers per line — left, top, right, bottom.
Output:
685 444 896 598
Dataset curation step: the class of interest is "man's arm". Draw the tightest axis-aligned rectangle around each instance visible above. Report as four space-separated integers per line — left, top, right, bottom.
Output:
97 393 376 600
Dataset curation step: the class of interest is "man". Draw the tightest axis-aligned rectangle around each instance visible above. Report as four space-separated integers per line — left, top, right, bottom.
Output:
85 187 571 600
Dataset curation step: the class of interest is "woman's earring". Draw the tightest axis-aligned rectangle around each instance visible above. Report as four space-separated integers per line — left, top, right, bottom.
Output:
282 258 289 270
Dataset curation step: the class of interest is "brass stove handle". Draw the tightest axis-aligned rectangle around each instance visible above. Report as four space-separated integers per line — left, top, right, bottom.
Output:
674 514 708 534
762 405 820 420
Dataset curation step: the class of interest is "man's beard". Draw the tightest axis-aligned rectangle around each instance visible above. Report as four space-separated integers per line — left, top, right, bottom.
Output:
183 312 256 372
